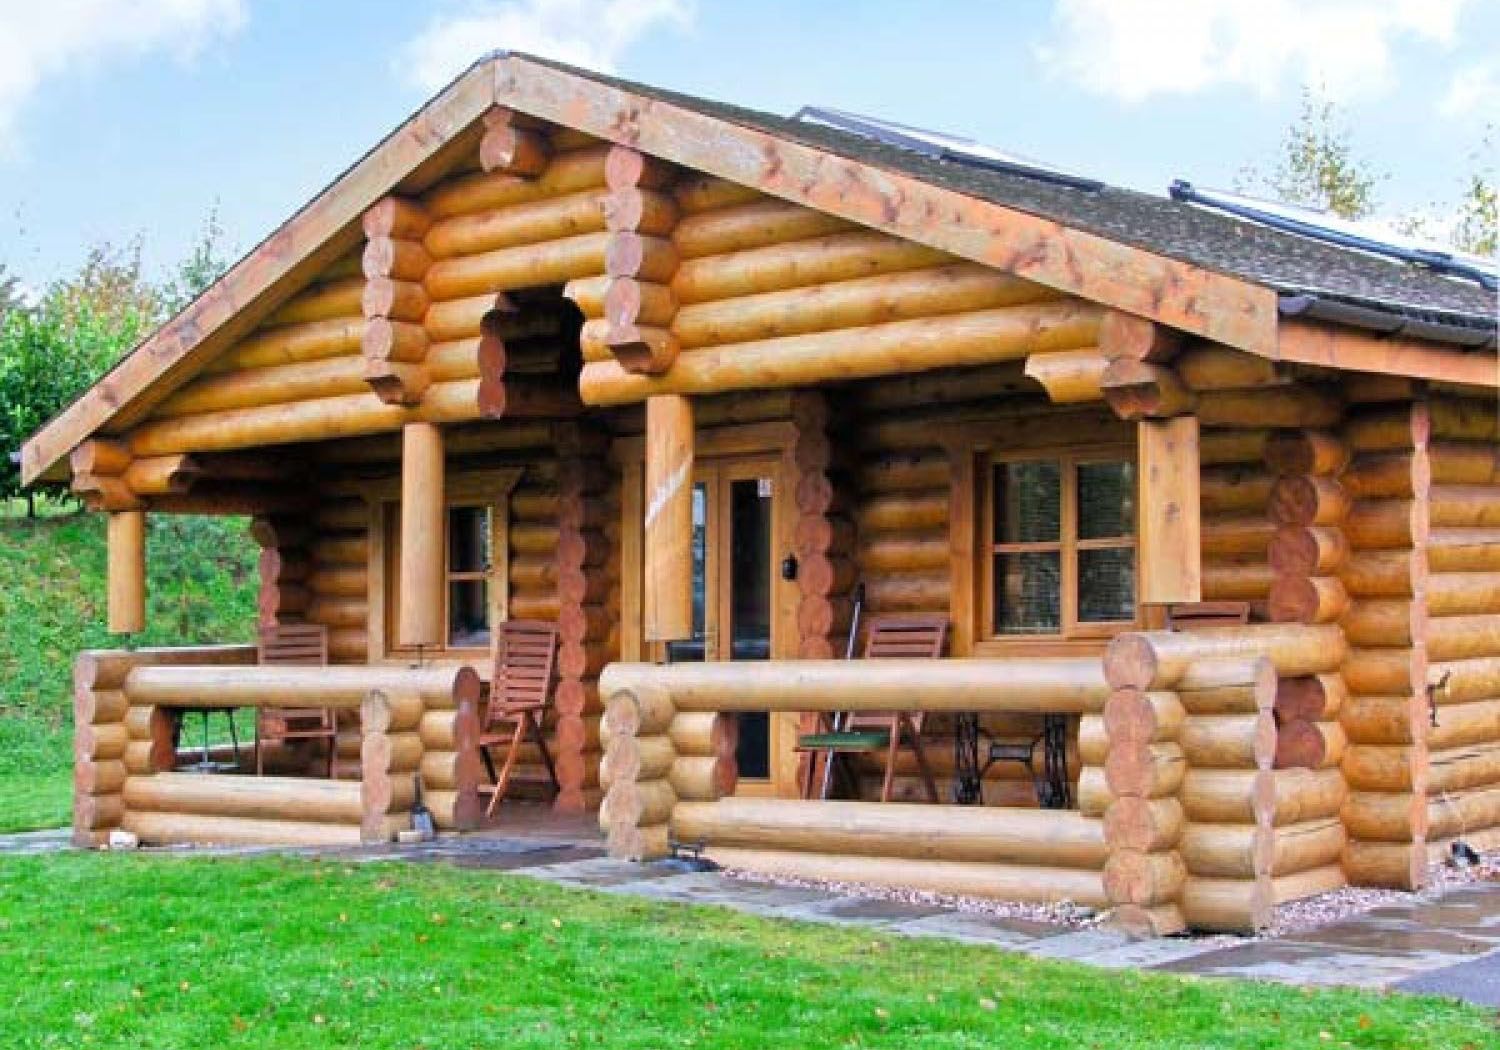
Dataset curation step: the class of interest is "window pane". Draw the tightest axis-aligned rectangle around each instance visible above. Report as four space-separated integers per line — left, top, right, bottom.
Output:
448 580 489 648
448 506 490 573
1079 547 1135 622
1078 461 1135 540
993 551 1061 634
993 460 1061 544
666 482 709 663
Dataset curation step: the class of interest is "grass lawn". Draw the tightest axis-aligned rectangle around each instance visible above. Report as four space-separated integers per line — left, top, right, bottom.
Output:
0 505 256 832
0 853 1492 1049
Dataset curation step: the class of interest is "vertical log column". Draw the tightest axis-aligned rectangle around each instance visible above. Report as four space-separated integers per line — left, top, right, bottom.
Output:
360 688 422 843
644 394 694 642
362 197 433 406
554 424 614 812
1174 658 1279 932
398 423 445 649
1338 400 1433 888
1099 684 1187 936
791 392 856 659
250 514 312 627
107 510 147 635
1267 430 1352 777
73 653 131 846
600 683 677 859
601 144 679 374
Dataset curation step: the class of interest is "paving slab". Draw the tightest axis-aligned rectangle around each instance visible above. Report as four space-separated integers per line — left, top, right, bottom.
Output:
1018 928 1133 962
890 911 1059 949
1395 950 1500 1005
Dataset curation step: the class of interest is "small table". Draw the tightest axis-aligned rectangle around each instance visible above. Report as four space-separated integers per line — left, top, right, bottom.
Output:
953 713 1071 809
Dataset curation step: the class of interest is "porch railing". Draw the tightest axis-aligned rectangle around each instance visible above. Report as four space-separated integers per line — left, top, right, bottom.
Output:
73 646 483 848
599 623 1347 935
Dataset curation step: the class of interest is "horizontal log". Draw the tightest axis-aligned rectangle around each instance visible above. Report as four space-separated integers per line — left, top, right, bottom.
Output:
1195 386 1342 429
1178 876 1274 933
1202 516 1275 557
1429 527 1500 573
1342 840 1426 890
1180 712 1275 770
123 665 479 709
1180 822 1272 878
673 264 1053 350
602 657 1111 714
122 810 364 847
1105 624 1347 690
266 277 365 327
673 798 1108 868
1024 348 1109 403
1273 864 1346 904
1174 344 1282 390
1103 849 1187 906
212 317 366 372
1265 770 1349 830
1272 818 1346 877
1342 790 1427 842
424 187 615 258
123 773 364 824
671 230 947 304
580 301 1103 405
672 196 852 258
704 847 1108 907
1103 796 1184 852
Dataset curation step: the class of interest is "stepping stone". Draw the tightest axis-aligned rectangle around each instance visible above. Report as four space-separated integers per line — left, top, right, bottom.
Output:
1395 949 1500 1006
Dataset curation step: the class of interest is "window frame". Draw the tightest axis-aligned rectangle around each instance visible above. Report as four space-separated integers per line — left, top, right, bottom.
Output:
367 467 520 663
980 445 1140 644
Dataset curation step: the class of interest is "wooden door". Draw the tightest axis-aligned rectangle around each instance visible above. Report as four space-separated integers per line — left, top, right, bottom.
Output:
624 451 797 795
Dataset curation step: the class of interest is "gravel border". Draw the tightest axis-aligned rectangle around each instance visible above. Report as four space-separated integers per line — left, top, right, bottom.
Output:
724 851 1500 941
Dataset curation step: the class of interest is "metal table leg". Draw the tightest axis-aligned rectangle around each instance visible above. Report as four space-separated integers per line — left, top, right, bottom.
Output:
952 712 982 805
1038 714 1071 809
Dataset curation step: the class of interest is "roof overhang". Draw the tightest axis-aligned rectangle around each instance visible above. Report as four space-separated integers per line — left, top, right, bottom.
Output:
21 53 1494 485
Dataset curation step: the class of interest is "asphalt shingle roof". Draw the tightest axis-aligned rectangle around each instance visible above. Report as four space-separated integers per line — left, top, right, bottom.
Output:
532 57 1497 338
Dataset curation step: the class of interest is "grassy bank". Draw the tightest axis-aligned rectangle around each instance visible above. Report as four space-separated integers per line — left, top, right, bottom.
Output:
0 852 1491 1049
0 504 256 832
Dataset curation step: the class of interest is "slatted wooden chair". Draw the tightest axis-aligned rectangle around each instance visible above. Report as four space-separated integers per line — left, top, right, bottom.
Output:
255 622 338 777
796 614 947 802
1166 601 1252 631
480 619 561 817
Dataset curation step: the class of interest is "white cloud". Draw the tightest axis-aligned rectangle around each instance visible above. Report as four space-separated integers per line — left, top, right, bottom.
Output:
0 0 245 152
1037 0 1470 103
1440 62 1499 119
400 0 693 92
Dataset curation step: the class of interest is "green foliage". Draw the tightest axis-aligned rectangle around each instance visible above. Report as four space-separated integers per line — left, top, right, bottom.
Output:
1240 85 1381 220
0 244 157 507
0 509 256 831
1451 126 1497 258
159 206 232 316
0 263 19 321
0 854 1489 1048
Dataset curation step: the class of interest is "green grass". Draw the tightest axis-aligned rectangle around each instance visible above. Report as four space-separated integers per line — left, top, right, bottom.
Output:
0 505 256 832
0 853 1491 1049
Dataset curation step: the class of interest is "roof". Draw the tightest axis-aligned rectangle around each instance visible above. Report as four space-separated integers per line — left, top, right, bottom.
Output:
532 56 1497 338
20 53 1497 485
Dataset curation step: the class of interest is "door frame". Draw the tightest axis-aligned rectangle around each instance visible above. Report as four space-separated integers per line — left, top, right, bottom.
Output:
615 421 801 796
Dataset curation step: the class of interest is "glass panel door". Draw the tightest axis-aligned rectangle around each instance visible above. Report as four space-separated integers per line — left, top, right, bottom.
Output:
665 482 710 664
725 472 773 779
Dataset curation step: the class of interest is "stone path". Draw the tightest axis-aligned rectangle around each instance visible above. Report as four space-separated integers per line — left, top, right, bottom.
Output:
6 827 1500 1005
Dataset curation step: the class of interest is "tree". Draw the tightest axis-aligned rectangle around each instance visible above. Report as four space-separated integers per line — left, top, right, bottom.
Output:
1451 126 1497 258
0 264 20 321
0 242 157 515
1239 84 1382 220
160 206 232 315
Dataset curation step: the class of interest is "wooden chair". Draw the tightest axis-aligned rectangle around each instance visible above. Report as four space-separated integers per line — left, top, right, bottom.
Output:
255 623 337 778
795 614 947 803
480 620 561 817
1166 601 1252 631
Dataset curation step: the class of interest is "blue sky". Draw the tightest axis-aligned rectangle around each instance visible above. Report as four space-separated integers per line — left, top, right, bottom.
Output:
0 0 1495 289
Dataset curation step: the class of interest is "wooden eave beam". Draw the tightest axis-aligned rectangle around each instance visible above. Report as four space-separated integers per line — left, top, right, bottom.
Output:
1275 318 1498 389
18 62 495 486
492 56 1279 356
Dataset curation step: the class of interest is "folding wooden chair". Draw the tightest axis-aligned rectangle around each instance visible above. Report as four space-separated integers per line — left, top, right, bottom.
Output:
480 620 561 817
255 623 338 777
795 614 947 802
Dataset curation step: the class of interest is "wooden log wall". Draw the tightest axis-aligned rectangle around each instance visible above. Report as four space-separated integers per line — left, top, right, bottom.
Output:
577 172 1094 405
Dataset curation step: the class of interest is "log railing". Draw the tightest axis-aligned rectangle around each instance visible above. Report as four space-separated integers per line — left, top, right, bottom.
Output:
601 622 1352 934
74 648 482 847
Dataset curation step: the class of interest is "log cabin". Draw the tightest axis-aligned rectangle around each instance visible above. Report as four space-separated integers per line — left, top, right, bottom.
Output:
24 53 1499 935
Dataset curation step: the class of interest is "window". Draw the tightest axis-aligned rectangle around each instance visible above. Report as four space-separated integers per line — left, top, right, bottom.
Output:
381 482 513 656
985 451 1136 639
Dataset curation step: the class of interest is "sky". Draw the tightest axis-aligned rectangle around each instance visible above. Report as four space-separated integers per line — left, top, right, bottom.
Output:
0 0 1495 290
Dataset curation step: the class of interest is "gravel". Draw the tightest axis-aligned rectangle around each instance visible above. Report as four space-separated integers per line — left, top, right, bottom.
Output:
724 849 1500 942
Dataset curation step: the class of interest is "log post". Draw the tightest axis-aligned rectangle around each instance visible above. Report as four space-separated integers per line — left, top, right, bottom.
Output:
360 688 420 843
1337 399 1431 890
1138 416 1201 605
398 422 445 648
107 510 147 635
600 683 677 859
643 394 694 641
